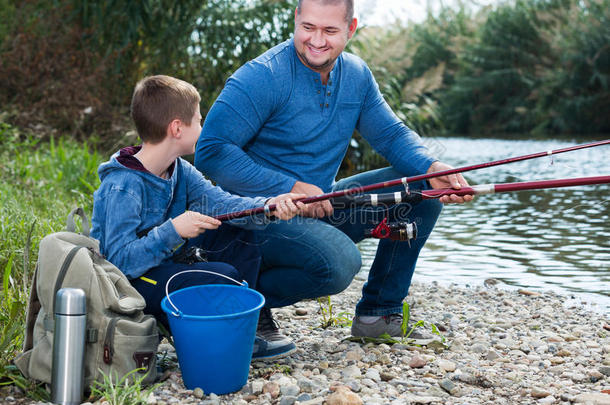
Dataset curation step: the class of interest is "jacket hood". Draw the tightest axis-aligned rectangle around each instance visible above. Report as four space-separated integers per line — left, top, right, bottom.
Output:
98 146 176 188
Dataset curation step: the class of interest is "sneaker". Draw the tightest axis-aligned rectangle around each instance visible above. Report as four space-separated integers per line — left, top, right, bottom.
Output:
351 314 433 339
252 308 296 360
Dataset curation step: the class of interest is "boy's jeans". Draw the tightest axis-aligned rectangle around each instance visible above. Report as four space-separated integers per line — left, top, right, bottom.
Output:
256 167 443 316
131 224 261 330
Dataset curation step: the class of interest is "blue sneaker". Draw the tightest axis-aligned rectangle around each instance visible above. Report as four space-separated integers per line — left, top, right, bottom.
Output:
252 308 296 360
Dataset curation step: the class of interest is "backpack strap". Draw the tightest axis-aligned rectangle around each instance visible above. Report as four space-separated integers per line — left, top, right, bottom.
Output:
66 207 91 236
21 264 41 351
51 245 86 317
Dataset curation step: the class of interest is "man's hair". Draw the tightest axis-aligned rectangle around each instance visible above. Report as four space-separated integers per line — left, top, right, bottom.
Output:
296 0 354 23
130 75 201 144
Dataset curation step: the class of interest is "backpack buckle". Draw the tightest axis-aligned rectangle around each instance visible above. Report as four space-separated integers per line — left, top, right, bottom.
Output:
133 351 154 373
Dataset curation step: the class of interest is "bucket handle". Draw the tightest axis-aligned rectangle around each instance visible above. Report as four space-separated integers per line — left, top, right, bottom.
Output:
165 270 247 318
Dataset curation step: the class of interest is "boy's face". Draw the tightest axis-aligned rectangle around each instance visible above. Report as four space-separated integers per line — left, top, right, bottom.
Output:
181 105 203 154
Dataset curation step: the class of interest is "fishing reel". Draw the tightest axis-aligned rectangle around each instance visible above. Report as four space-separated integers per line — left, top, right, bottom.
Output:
365 218 417 245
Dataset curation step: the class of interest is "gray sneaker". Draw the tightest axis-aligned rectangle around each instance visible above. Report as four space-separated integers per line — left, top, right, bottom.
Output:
252 308 296 360
351 314 433 339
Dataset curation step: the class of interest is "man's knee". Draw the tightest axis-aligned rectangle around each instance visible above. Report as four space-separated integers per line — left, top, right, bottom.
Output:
320 242 362 296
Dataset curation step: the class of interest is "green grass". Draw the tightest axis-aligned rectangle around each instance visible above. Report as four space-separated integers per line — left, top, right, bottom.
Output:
0 121 102 396
90 368 160 405
316 295 352 329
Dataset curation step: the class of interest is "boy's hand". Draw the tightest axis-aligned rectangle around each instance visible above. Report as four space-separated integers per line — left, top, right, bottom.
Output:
266 193 306 220
171 211 221 238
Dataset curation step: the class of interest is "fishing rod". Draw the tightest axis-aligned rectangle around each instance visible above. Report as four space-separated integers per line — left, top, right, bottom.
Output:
356 175 610 243
214 139 609 221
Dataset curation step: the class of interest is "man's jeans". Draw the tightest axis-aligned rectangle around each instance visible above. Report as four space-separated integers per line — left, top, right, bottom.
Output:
256 167 443 316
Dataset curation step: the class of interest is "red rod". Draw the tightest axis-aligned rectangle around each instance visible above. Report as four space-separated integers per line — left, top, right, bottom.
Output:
420 175 610 199
215 139 609 221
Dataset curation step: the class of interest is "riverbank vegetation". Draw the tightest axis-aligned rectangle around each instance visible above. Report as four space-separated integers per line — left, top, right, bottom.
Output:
0 123 102 393
0 0 608 148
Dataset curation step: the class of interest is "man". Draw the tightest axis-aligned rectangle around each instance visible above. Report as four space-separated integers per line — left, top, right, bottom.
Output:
195 0 472 359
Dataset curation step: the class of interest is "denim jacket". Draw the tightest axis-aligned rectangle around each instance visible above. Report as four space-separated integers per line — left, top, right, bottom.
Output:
91 147 268 279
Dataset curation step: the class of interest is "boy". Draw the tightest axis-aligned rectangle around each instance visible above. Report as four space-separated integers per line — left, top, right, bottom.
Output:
91 75 304 359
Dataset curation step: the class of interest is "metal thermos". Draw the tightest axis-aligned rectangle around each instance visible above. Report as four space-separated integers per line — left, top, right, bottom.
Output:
51 288 87 405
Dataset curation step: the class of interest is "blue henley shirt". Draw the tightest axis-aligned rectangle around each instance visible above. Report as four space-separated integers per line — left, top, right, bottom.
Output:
195 39 436 197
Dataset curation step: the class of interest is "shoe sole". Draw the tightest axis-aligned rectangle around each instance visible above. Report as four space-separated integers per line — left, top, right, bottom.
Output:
251 346 297 361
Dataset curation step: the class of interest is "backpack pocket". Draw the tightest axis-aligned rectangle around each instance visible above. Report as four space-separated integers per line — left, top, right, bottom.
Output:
20 312 54 384
96 315 158 384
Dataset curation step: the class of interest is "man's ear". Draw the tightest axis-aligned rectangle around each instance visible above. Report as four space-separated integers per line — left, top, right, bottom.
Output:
347 17 358 39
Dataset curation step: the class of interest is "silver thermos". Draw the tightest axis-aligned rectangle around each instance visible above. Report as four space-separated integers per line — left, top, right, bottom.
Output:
51 288 87 405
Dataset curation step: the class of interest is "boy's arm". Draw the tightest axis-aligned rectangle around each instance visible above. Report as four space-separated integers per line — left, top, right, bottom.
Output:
184 162 271 230
99 189 184 279
195 62 296 197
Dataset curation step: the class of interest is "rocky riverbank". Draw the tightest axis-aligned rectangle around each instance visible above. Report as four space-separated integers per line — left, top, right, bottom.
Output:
6 276 610 405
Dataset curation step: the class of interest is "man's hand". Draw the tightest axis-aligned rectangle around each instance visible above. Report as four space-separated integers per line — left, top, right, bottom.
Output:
171 211 222 238
426 161 474 204
290 181 334 218
266 193 307 220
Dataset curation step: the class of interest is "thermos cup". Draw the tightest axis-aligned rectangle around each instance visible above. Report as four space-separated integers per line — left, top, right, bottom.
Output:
51 288 87 405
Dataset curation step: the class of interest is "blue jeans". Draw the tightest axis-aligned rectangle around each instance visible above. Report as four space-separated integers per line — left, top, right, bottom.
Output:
256 167 443 316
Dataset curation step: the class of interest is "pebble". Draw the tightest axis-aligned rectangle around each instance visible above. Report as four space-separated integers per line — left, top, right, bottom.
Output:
250 380 264 395
8 280 610 405
262 381 280 399
439 378 459 395
531 388 551 398
438 359 456 372
573 393 610 405
326 386 363 405
192 387 204 399
279 396 296 405
380 371 396 381
364 368 380 382
408 355 427 368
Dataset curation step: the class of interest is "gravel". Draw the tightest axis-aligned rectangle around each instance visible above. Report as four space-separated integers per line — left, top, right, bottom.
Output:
4 278 609 405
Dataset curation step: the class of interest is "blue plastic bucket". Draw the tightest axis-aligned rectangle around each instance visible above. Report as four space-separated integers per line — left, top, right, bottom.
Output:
161 283 264 394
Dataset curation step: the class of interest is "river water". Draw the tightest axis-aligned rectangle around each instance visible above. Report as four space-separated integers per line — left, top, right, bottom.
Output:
357 137 610 312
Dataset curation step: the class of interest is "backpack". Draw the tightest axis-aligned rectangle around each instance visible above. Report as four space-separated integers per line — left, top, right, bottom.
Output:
15 208 158 390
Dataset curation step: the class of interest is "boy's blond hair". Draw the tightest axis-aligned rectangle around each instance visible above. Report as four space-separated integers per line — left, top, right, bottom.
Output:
130 75 201 144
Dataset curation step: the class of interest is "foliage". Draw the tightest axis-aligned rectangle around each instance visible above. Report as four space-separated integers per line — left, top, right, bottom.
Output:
90 368 161 405
0 122 102 393
316 296 352 329
348 0 609 142
442 0 610 134
0 0 295 149
2 0 608 161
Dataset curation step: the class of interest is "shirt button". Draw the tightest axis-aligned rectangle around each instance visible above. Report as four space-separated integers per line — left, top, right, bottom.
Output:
327 92 331 96
320 103 323 107
325 103 329 108
317 90 321 94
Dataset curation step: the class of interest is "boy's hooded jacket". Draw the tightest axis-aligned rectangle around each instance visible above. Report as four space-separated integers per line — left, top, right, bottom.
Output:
91 147 268 279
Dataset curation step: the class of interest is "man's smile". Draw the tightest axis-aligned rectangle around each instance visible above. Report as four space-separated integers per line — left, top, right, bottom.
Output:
306 44 329 55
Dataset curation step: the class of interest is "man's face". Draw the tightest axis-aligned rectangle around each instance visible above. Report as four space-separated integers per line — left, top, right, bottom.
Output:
294 0 357 75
